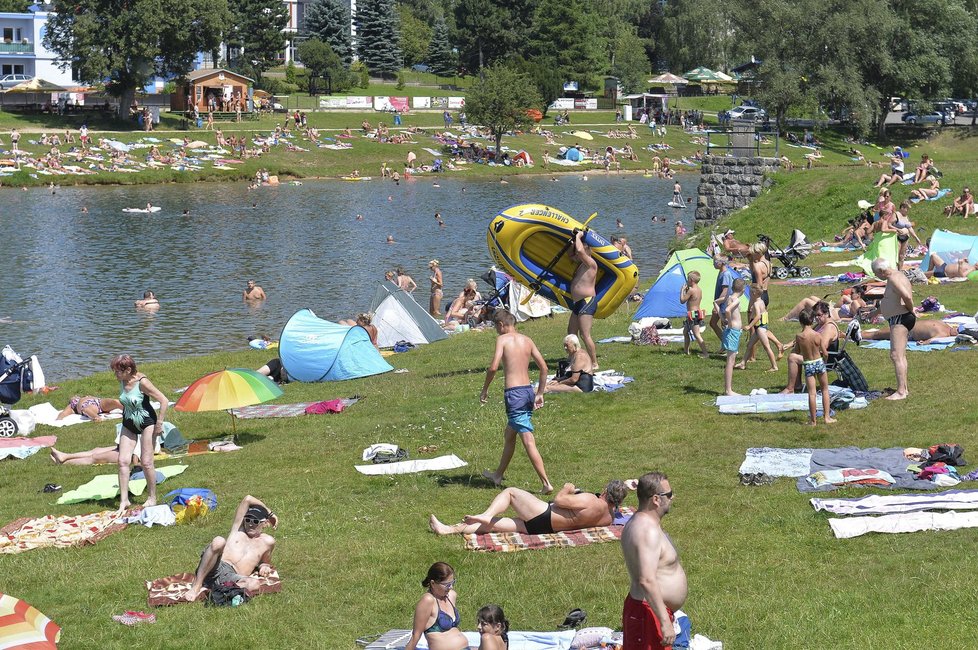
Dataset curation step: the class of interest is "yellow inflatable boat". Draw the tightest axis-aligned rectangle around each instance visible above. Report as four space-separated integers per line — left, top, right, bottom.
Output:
487 204 639 319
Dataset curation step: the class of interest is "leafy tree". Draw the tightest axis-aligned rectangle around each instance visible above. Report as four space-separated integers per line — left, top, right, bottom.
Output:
351 60 371 87
398 3 432 67
426 18 457 77
297 37 346 94
610 26 651 94
454 0 535 72
44 0 229 119
465 63 542 155
303 0 353 66
356 0 403 76
513 56 562 116
528 0 605 88
225 0 289 77
658 0 739 74
0 0 29 12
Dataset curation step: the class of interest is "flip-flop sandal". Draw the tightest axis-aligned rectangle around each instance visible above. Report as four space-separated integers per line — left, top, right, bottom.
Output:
558 608 587 630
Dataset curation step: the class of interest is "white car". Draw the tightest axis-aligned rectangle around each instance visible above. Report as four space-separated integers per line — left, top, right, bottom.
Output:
728 105 767 121
0 74 31 89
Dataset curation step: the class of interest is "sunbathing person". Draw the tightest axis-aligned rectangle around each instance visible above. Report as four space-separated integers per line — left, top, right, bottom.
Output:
861 319 958 344
783 288 867 322
913 155 934 183
925 252 977 279
56 395 123 421
446 279 482 322
944 187 974 218
910 176 941 201
339 312 379 348
184 495 278 602
874 152 905 187
429 480 629 536
716 230 749 257
546 334 594 393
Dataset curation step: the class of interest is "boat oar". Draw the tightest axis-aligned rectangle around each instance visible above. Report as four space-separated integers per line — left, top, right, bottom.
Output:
521 212 598 305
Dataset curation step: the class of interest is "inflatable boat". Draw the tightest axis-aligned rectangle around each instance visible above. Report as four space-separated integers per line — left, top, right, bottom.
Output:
486 204 639 319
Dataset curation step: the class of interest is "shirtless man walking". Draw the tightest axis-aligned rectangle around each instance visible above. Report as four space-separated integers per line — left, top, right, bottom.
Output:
568 230 599 370
872 258 914 400
480 310 553 494
621 472 688 650
243 279 266 302
429 480 628 536
185 495 278 602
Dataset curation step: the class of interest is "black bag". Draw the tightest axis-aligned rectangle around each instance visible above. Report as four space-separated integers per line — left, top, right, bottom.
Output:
831 351 869 393
926 444 966 467
208 583 251 607
556 359 571 381
372 447 408 464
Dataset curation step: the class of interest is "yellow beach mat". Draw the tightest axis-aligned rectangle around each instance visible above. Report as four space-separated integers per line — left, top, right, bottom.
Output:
57 465 188 505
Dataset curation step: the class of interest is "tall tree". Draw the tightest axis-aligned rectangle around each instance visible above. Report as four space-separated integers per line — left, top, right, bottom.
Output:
528 0 605 88
225 0 289 77
356 0 403 76
45 0 229 119
304 0 353 66
0 0 30 12
610 26 651 93
426 18 457 77
297 37 346 94
513 56 563 116
658 0 738 74
398 3 432 67
465 63 541 155
454 0 535 73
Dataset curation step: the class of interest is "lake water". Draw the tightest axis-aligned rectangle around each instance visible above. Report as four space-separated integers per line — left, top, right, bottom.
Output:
0 174 688 380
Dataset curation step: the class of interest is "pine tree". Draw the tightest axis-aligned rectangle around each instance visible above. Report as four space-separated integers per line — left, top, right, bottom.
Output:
426 18 456 77
226 0 289 77
303 0 353 66
355 0 402 76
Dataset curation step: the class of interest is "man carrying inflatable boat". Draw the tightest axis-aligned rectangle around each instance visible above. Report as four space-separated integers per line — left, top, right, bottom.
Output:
568 230 599 371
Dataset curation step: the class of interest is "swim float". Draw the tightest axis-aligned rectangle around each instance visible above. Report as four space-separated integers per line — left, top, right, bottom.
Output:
122 206 162 213
340 176 372 181
487 203 639 319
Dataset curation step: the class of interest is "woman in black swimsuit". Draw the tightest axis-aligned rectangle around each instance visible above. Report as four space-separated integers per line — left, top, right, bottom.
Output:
546 334 594 393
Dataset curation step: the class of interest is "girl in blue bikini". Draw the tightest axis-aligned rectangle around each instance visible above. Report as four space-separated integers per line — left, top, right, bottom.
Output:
110 354 169 513
405 562 469 650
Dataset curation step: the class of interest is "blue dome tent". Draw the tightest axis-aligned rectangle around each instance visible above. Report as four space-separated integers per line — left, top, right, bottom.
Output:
635 249 750 319
279 309 393 382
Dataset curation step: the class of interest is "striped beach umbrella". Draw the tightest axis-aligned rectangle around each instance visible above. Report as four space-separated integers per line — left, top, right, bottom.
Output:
174 369 283 431
0 593 61 649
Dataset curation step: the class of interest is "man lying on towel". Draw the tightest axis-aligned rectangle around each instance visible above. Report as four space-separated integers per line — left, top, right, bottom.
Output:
429 481 629 536
185 495 278 602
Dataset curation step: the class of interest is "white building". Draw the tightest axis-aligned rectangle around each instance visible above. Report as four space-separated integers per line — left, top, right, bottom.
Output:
0 9 75 85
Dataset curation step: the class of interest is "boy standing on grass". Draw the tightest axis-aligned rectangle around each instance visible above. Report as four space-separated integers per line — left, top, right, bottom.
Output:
736 287 778 372
793 309 836 426
716 278 746 396
480 310 553 494
680 271 709 358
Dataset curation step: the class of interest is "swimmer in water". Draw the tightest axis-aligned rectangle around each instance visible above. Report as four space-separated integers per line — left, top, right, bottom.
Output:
356 214 364 221
616 218 624 228
387 235 395 244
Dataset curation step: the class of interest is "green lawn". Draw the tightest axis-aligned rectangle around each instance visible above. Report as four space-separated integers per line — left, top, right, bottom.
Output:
4 130 978 647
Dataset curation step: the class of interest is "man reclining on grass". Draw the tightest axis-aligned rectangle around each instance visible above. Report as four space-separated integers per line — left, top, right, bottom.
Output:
429 480 630 536
185 495 278 602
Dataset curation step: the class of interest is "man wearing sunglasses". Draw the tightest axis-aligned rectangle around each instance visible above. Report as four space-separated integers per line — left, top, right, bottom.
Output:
621 472 687 650
185 495 278 602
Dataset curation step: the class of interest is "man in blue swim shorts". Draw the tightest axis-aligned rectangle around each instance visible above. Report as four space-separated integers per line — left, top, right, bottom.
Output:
715 278 746 396
480 310 553 494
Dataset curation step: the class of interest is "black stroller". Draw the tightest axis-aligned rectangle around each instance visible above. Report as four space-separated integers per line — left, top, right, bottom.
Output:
758 230 814 279
0 347 41 437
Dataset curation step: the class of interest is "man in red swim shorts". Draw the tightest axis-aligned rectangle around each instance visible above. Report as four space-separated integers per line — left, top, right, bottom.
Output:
620 472 688 649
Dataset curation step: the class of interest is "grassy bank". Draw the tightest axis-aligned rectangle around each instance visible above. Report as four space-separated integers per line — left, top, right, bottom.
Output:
5 134 978 647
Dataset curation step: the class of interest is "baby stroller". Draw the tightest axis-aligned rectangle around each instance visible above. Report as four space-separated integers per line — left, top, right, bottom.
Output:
758 230 813 279
0 346 43 437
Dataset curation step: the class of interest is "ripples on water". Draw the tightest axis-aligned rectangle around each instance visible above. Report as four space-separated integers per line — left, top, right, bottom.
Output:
0 174 687 380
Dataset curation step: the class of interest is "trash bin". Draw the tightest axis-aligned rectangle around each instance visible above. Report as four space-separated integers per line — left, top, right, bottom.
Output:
623 104 633 122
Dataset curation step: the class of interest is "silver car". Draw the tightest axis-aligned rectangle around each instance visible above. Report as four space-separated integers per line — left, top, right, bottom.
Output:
0 74 31 90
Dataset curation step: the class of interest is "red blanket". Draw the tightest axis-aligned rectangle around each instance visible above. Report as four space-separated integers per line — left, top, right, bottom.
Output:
146 567 281 607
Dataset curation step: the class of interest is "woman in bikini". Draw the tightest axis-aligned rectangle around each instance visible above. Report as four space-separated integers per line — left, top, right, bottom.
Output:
546 334 594 393
56 395 124 421
447 280 482 322
405 562 469 650
910 175 940 201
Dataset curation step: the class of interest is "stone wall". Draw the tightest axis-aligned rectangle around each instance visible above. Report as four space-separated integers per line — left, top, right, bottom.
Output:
695 155 780 224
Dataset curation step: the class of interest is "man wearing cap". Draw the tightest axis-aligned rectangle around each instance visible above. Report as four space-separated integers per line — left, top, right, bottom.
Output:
185 495 278 601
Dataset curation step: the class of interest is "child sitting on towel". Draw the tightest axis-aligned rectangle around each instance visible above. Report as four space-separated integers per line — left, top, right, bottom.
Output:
793 309 836 427
184 495 278 602
477 604 509 650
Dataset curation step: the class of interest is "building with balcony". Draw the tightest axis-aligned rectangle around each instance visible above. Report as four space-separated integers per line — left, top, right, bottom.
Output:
0 8 75 85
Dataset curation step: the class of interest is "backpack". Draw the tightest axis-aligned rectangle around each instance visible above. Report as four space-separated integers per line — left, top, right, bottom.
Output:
393 341 416 353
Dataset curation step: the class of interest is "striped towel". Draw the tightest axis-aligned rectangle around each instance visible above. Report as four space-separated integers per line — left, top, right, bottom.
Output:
232 398 359 419
1 510 128 555
463 507 634 552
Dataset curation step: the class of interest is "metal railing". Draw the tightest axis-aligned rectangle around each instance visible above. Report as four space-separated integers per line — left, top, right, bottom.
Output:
0 42 34 53
705 120 780 158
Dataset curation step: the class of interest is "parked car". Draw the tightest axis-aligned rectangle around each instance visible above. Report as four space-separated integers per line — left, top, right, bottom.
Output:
728 105 767 121
902 111 948 125
0 74 31 90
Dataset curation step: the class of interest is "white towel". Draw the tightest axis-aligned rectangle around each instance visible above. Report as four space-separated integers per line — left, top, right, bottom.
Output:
828 510 978 539
812 489 978 516
355 454 467 475
27 402 123 427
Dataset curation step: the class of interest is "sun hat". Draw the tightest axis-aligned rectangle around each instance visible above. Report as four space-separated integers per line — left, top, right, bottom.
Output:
857 200 873 210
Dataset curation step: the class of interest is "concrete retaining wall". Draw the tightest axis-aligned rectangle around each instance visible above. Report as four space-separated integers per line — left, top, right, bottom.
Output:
695 155 780 224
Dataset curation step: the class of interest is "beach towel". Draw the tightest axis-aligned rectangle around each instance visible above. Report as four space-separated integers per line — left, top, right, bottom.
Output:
0 435 57 461
910 188 952 203
592 371 635 392
464 508 633 553
598 336 633 344
812 489 978 516
365 629 576 650
355 454 467 475
798 447 940 493
146 566 282 607
827 510 978 539
820 244 862 252
0 593 61 648
860 338 955 351
739 447 814 477
716 388 868 414
0 510 128 554
26 402 123 427
57 464 188 504
547 157 581 166
232 398 359 419
770 275 838 286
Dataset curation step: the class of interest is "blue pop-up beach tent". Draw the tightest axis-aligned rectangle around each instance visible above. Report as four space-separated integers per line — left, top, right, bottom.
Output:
921 229 978 272
279 309 393 382
635 248 749 319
